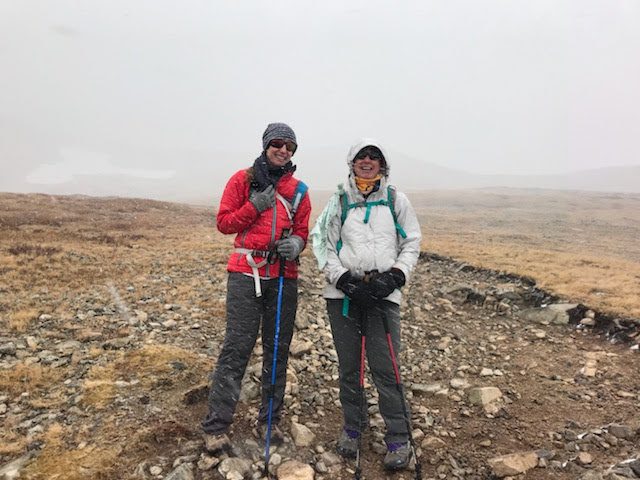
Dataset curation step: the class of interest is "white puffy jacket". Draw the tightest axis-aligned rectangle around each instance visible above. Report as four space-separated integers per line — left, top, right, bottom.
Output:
322 139 422 305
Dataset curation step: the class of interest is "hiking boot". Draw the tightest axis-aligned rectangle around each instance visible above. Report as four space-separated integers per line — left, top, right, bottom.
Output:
336 428 359 458
383 442 412 470
203 432 231 454
258 423 285 446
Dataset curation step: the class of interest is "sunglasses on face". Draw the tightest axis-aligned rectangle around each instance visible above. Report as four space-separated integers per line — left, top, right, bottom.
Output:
354 147 383 161
268 139 297 153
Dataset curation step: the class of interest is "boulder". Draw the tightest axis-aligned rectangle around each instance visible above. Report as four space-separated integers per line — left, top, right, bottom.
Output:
488 451 538 477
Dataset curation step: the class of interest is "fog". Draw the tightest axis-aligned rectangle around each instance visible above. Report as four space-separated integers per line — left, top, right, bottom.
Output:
1 0 639 200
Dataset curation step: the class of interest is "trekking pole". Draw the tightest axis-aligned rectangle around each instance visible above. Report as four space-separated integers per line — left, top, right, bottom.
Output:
354 307 368 480
263 254 287 478
381 314 422 480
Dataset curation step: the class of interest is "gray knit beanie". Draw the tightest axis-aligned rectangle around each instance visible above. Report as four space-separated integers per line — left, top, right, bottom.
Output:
262 123 297 151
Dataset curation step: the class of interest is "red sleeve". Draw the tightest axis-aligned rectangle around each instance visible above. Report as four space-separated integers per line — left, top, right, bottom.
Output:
216 170 260 234
291 193 312 245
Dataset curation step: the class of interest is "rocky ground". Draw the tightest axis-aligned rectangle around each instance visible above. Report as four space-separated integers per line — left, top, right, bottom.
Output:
0 194 639 480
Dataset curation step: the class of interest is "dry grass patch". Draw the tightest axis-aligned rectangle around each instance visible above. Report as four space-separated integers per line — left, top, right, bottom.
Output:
0 431 29 456
0 363 66 397
22 423 122 480
7 244 62 257
3 308 40 333
82 344 210 409
410 188 640 318
427 234 640 317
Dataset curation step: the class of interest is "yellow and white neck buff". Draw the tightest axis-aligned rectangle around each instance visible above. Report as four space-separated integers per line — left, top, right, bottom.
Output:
354 175 383 195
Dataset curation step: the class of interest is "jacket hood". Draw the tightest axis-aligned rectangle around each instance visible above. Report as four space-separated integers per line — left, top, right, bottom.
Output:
345 138 390 178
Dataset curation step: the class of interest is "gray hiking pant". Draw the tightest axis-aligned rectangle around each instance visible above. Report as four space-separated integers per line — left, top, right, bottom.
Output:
202 272 297 435
327 298 410 444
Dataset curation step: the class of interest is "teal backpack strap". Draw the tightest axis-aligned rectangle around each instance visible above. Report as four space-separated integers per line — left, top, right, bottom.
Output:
340 192 349 226
338 192 353 316
337 192 350 252
338 192 350 315
387 186 407 239
342 297 350 316
361 199 386 223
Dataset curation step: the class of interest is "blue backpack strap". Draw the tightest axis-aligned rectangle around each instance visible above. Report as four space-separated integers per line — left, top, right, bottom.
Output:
387 186 407 239
290 180 308 217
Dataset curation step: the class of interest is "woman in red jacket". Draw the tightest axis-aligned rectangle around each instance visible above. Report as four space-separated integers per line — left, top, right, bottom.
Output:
202 123 311 453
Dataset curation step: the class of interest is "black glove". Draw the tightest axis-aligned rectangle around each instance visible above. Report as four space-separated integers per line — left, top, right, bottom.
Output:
369 268 406 299
336 272 377 306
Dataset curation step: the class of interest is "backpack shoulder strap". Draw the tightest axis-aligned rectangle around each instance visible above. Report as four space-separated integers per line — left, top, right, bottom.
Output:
340 191 353 225
290 180 308 217
387 185 407 239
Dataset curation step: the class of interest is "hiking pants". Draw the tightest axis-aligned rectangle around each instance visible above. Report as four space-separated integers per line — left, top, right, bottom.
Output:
202 272 297 435
327 298 409 444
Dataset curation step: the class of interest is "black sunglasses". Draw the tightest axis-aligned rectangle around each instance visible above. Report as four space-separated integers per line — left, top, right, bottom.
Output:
354 147 383 161
268 139 297 153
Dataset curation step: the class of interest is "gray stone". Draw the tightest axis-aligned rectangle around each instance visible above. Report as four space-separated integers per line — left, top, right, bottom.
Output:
277 460 315 480
0 452 36 480
218 458 251 480
579 471 604 480
450 378 470 390
411 383 443 395
421 436 446 450
318 452 341 468
291 422 315 447
608 424 635 440
468 387 502 406
290 338 313 358
56 340 82 353
520 305 573 325
0 343 17 356
164 463 194 480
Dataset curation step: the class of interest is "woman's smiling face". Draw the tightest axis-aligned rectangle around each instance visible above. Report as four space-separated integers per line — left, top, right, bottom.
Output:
353 155 381 179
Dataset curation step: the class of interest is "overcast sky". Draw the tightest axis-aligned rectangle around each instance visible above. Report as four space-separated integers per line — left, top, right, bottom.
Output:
1 0 639 194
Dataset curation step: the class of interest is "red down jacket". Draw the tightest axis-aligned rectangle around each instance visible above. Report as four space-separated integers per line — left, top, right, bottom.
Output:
216 168 311 279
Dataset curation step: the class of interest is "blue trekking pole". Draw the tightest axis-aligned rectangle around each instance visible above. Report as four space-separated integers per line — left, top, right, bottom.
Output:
263 251 287 477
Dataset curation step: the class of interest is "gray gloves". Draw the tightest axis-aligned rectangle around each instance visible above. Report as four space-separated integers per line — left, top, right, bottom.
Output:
276 235 304 260
249 184 275 212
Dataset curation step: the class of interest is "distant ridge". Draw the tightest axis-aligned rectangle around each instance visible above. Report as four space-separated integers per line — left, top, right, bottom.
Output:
3 145 639 202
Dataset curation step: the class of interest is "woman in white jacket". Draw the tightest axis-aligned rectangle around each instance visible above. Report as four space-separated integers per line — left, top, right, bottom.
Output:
313 139 421 471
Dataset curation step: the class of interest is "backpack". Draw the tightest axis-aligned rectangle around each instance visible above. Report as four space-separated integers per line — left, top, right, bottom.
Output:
336 185 407 252
336 185 408 316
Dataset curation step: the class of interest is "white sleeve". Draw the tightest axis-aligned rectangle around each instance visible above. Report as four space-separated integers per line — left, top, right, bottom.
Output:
391 191 421 282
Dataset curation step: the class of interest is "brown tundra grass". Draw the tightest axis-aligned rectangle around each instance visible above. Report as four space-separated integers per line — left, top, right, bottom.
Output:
406 188 640 318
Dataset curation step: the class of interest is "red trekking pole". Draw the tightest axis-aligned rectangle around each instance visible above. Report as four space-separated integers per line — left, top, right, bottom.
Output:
381 314 422 480
354 308 368 480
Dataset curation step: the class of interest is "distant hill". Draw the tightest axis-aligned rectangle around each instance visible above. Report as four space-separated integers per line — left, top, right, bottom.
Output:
3 145 639 203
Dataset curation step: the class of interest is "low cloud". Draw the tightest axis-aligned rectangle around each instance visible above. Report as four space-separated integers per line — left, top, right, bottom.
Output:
26 147 175 185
